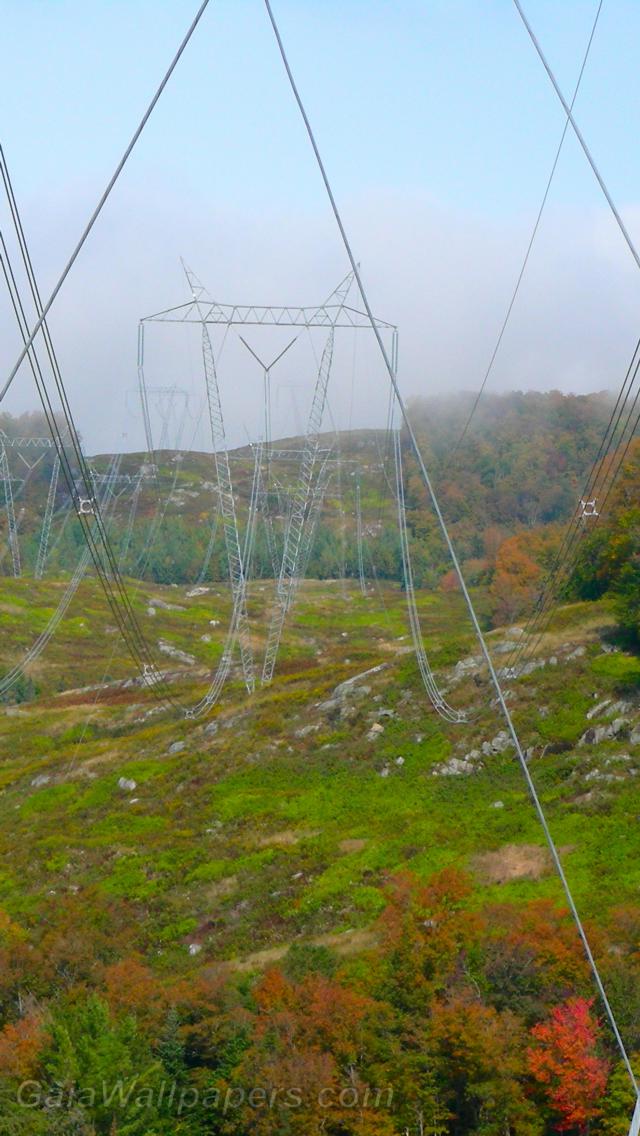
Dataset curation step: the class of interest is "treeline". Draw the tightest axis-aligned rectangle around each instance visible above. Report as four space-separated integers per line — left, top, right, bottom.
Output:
569 439 640 644
0 868 637 1134
3 394 639 634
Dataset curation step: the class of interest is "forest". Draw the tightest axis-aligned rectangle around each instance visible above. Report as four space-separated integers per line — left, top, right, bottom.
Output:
0 390 638 1134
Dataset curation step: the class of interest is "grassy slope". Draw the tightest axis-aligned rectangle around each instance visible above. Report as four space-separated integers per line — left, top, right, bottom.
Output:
0 572 638 981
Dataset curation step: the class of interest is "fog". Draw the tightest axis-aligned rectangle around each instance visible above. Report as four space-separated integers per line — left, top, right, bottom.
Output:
2 180 640 456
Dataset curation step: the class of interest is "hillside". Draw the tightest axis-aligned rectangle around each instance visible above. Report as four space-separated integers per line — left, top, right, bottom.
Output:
0 392 639 1132
0 566 639 1131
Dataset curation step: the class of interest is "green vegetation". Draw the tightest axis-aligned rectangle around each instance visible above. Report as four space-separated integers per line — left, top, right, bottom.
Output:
0 394 638 1131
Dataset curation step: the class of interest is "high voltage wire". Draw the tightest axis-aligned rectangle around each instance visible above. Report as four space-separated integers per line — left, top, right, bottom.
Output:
261 0 639 1096
2 0 639 1094
447 0 640 681
447 0 604 464
0 148 181 712
490 0 640 676
0 0 212 404
514 0 640 273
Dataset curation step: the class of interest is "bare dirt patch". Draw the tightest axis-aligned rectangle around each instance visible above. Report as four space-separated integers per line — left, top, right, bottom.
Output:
231 927 378 973
339 838 368 854
207 876 238 902
472 843 554 885
256 829 319 848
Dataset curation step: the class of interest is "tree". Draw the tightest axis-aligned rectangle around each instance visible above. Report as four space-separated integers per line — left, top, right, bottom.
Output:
527 998 609 1132
429 995 541 1136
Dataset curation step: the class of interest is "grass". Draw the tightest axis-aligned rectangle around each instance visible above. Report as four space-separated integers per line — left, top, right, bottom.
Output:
0 572 637 971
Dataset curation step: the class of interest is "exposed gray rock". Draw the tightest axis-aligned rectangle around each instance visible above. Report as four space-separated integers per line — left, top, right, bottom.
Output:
631 726 640 746
452 655 482 680
333 665 386 698
432 756 478 777
579 718 630 747
567 645 586 660
366 723 385 742
608 700 633 717
493 640 521 655
118 777 137 792
520 658 546 676
295 723 320 738
587 699 611 720
168 741 186 754
157 640 196 666
584 769 622 784
481 730 513 756
31 774 51 788
149 596 186 612
203 721 219 737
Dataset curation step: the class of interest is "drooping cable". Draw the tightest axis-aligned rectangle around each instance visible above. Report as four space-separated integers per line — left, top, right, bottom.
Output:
507 348 640 674
0 152 180 709
513 0 640 272
0 0 212 403
448 0 604 462
394 425 466 723
262 0 639 1094
0 234 161 697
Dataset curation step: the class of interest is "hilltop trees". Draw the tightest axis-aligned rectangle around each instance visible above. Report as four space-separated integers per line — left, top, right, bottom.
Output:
0 870 635 1133
569 440 640 644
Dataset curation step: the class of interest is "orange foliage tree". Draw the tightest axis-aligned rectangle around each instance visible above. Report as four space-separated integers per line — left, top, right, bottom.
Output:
527 998 609 1132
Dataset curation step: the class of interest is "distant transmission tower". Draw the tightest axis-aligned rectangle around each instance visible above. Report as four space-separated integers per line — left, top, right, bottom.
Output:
0 437 21 576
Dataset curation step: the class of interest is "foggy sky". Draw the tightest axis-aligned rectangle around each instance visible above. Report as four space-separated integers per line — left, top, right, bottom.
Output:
3 2 640 454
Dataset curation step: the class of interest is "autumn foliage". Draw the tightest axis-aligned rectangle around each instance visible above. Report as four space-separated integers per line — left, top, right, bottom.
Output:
0 870 630 1133
527 998 609 1131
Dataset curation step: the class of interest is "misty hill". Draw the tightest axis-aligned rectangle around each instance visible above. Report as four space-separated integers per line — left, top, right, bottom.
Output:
1 393 625 601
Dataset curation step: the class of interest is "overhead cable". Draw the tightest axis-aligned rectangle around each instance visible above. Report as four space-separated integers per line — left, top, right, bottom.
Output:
262 0 638 1095
0 0 212 403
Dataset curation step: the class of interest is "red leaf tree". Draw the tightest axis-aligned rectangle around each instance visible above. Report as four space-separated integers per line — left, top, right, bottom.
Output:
527 998 609 1132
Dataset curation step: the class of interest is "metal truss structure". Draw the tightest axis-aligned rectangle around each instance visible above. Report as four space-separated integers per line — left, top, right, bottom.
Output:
182 265 255 709
35 455 60 578
0 436 21 576
135 267 398 686
262 328 335 683
0 455 123 697
355 479 367 596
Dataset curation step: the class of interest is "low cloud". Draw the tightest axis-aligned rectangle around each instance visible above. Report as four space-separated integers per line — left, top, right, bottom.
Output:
2 182 640 454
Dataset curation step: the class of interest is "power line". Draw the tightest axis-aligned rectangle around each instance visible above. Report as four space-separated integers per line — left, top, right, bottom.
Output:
262 0 639 1096
0 0 212 404
513 0 640 273
0 150 181 711
448 0 604 463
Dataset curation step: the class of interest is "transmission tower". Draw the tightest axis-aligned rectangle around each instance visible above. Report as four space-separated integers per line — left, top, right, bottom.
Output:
355 478 367 595
0 438 21 577
262 329 335 683
184 262 254 695
35 455 60 578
